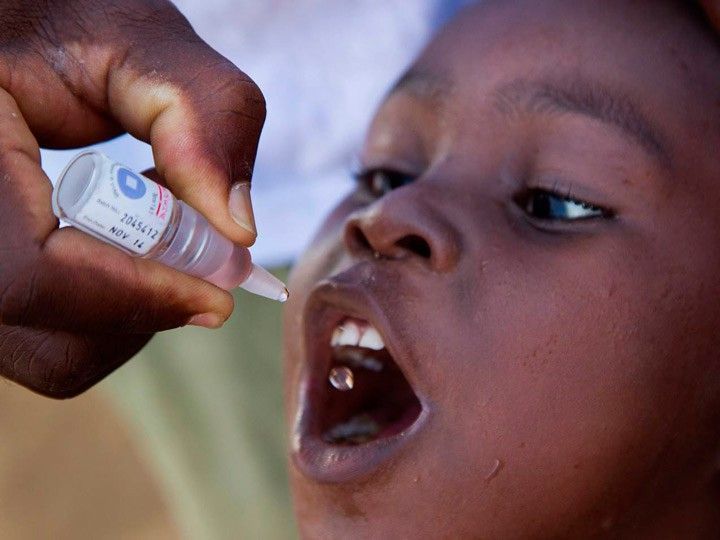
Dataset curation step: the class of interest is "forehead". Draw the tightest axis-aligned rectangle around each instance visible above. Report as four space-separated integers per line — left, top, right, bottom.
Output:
422 0 717 83
379 0 720 173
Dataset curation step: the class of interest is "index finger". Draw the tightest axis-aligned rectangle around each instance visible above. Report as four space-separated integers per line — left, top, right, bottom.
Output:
107 39 265 246
2 1 265 246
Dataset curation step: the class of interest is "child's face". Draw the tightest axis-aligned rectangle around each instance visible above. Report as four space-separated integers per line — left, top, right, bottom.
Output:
283 0 720 536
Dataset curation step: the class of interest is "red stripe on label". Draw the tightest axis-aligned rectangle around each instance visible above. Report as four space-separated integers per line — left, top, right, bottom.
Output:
156 185 164 216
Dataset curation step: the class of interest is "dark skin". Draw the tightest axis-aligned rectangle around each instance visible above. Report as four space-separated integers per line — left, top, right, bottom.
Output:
283 1 720 537
702 0 720 28
0 0 264 397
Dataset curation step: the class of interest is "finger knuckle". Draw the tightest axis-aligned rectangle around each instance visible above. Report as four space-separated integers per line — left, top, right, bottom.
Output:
236 76 267 120
37 350 85 399
32 333 147 399
33 335 95 399
0 261 39 326
208 71 266 125
0 132 36 162
0 328 86 399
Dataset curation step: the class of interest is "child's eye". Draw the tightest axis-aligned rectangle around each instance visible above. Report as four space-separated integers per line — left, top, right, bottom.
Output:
354 168 415 197
520 189 609 221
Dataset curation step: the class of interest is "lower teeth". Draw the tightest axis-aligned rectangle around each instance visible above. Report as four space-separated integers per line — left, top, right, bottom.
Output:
323 413 380 444
341 349 384 372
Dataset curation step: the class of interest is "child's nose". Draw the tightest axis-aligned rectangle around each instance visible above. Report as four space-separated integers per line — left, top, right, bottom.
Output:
343 188 461 272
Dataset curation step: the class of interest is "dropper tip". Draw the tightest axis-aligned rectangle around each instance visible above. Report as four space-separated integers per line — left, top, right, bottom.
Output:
238 263 290 303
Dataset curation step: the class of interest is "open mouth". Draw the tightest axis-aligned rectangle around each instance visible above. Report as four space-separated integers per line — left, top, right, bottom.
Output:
320 317 422 445
292 284 429 483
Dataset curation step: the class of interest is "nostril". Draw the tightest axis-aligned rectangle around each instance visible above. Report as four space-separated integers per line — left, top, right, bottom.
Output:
344 195 459 271
396 235 431 259
347 224 373 253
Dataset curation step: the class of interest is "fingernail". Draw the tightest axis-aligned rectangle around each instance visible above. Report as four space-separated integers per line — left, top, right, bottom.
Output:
188 313 224 329
229 182 257 237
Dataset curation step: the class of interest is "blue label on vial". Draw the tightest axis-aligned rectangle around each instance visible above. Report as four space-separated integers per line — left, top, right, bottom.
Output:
117 168 147 199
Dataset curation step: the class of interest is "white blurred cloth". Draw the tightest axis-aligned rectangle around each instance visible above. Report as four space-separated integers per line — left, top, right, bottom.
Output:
41 0 471 266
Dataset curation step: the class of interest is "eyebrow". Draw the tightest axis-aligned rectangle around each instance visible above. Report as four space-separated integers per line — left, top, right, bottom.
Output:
387 69 453 105
493 78 670 165
388 70 671 167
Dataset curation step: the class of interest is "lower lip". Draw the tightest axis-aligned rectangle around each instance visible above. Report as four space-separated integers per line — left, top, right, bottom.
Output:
290 376 429 484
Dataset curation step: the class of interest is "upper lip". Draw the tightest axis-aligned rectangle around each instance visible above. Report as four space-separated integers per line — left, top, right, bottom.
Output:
291 261 430 483
304 265 425 402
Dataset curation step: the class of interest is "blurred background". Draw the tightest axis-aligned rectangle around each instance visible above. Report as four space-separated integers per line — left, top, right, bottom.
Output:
0 1 470 538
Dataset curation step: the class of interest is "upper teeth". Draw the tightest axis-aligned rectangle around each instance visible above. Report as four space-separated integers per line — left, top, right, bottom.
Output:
331 320 385 351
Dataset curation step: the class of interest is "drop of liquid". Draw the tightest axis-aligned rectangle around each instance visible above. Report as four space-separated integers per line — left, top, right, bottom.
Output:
329 366 354 391
278 287 290 302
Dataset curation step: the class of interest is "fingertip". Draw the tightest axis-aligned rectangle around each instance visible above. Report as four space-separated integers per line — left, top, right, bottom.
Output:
187 183 259 246
152 153 259 246
228 181 257 241
187 179 259 247
187 312 225 329
139 257 235 323
232 226 257 247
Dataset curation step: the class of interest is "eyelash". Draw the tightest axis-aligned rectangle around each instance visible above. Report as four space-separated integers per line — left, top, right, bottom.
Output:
353 168 612 222
516 188 611 222
353 168 415 197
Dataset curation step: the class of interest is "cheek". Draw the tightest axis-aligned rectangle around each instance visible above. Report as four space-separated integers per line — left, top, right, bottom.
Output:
424 241 720 533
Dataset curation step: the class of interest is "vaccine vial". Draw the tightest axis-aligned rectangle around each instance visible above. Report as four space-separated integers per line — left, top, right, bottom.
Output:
52 151 288 302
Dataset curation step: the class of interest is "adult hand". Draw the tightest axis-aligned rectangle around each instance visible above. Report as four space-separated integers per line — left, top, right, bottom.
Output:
0 0 266 397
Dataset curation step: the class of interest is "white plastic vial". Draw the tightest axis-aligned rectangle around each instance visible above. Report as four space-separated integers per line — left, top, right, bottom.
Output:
52 151 288 302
